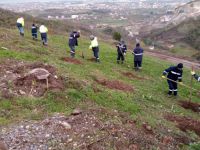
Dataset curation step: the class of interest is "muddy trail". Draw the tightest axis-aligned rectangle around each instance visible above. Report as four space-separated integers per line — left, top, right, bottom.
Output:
61 57 83 65
179 101 200 113
146 51 200 69
0 60 64 98
165 114 200 137
0 103 191 150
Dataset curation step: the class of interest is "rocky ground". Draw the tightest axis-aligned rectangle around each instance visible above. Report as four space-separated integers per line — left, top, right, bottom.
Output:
0 60 64 98
0 101 193 150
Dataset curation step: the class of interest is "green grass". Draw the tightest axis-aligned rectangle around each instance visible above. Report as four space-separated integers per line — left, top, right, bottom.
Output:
0 28 200 144
170 42 198 57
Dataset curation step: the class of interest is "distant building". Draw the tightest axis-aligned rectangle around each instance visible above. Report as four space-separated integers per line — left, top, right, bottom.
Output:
71 15 79 19
48 15 53 19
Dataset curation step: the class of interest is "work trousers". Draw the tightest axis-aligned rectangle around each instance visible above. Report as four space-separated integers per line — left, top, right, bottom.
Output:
92 47 99 62
69 45 75 58
41 33 47 45
17 24 24 36
167 80 178 96
32 33 37 40
117 52 124 63
134 61 142 68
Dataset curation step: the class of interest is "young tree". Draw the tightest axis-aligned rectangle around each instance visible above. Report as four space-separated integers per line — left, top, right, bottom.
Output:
113 32 121 41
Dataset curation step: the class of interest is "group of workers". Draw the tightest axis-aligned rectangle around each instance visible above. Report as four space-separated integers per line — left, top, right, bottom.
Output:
17 17 48 45
16 17 199 97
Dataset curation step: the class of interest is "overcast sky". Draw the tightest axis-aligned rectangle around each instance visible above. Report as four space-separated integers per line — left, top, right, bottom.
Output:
0 0 191 4
0 0 66 4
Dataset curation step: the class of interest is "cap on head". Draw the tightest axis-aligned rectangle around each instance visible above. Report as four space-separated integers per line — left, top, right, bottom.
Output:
120 39 125 44
136 43 140 47
177 63 183 69
90 35 95 40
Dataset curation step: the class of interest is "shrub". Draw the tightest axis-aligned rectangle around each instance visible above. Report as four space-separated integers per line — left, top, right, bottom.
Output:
113 32 121 41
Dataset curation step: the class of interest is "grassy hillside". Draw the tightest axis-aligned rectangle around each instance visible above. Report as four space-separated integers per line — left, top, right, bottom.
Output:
0 8 200 149
0 25 200 149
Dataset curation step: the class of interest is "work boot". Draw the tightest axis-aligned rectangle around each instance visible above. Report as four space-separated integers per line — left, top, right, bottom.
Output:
167 94 172 98
71 54 75 58
138 67 142 71
168 91 172 97
20 33 24 37
96 58 100 63
117 60 120 64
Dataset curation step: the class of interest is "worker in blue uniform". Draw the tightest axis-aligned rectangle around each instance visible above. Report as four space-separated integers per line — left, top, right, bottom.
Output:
162 63 183 96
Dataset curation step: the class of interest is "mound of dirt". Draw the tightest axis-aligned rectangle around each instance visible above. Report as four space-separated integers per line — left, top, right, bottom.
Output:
95 78 134 92
122 72 146 80
61 57 83 65
0 61 64 98
27 62 57 74
165 114 200 137
0 105 187 150
179 101 200 113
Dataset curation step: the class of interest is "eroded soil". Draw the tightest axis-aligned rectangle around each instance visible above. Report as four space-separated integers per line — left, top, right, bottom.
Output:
61 57 83 65
0 60 64 98
165 114 200 137
0 103 191 150
179 101 200 113
95 78 134 92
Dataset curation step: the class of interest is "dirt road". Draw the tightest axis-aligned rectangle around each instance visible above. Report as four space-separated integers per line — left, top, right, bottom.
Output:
146 51 200 69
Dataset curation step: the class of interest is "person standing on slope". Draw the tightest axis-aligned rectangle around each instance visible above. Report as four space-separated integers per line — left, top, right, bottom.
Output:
16 17 25 36
191 71 200 82
116 40 127 64
133 43 144 71
162 63 183 96
39 25 48 46
31 24 38 40
68 31 80 58
89 35 100 63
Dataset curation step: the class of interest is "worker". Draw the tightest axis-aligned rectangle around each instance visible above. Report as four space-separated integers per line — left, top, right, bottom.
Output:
39 25 48 45
68 31 80 58
162 63 183 96
116 40 127 64
31 24 38 40
16 17 24 36
133 43 144 70
191 71 200 82
89 35 100 63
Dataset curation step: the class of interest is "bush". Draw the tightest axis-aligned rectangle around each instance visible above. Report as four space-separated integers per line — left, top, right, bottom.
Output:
186 28 200 50
113 32 121 41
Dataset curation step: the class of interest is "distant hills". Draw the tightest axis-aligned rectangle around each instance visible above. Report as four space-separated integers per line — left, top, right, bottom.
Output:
143 0 200 51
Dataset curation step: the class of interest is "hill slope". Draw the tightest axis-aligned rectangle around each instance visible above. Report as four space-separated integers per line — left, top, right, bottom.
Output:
0 9 200 149
143 16 200 60
141 0 200 60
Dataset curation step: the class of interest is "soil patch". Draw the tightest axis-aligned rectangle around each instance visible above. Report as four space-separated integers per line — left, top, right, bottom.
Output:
0 60 64 98
179 101 200 113
95 78 134 92
165 114 200 137
0 104 188 150
61 57 83 65
87 58 96 62
122 72 146 80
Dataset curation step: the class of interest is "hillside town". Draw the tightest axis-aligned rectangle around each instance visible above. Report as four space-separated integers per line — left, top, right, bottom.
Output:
1 0 192 39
